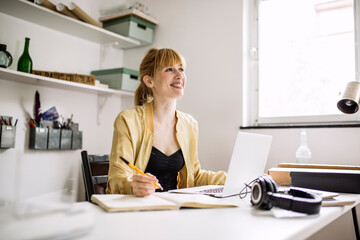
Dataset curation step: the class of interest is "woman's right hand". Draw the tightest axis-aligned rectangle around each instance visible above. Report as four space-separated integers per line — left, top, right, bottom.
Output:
131 173 159 197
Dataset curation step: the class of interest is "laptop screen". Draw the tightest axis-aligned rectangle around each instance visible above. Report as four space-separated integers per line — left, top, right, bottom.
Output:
222 132 272 197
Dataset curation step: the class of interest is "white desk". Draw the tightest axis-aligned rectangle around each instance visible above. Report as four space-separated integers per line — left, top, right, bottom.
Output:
1 194 359 240
79 193 360 240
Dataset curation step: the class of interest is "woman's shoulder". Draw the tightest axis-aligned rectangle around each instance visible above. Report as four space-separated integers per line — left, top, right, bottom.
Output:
176 110 198 128
115 104 146 122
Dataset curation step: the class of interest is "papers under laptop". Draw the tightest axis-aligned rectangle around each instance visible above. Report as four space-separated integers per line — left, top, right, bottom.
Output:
169 132 272 198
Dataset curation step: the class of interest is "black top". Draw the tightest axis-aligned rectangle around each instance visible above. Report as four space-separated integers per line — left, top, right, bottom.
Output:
145 146 185 191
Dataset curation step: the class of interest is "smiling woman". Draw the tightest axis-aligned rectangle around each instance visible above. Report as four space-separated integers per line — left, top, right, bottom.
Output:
106 48 226 197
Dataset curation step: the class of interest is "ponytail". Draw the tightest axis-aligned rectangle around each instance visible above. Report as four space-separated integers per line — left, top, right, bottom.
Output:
134 80 153 106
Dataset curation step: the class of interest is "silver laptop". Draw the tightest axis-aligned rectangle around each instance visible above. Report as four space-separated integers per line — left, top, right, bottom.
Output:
169 132 272 198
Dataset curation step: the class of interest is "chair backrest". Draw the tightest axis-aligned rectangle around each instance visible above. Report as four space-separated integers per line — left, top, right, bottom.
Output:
81 150 109 202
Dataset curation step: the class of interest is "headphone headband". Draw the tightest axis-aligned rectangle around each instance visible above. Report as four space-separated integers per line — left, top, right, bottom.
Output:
268 189 322 214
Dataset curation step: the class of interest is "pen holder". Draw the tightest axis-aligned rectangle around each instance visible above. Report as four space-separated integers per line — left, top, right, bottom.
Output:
0 125 16 148
70 123 79 132
60 129 72 150
41 120 54 129
29 127 48 149
71 130 82 150
48 128 60 150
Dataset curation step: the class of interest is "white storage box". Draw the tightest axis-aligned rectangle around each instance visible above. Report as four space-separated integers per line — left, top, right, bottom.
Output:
102 14 155 44
91 68 140 92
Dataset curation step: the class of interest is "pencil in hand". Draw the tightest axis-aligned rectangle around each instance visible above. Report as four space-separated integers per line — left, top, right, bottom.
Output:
120 156 163 191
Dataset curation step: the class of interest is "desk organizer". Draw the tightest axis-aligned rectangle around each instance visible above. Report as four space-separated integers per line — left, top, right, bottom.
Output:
48 129 60 150
0 125 16 148
28 121 83 150
29 127 48 150
72 130 82 150
60 129 72 150
0 115 16 149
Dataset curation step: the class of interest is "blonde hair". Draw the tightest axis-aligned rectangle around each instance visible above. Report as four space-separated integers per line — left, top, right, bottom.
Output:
134 48 186 106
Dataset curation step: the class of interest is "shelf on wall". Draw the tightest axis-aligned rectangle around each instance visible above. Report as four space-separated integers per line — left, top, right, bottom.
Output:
0 0 141 48
0 68 134 96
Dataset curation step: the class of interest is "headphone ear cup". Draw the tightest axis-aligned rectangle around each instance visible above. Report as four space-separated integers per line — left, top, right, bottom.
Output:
250 179 264 207
261 176 277 210
251 176 277 210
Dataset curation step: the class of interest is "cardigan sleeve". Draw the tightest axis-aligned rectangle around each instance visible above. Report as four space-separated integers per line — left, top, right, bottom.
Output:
106 113 134 194
193 151 227 186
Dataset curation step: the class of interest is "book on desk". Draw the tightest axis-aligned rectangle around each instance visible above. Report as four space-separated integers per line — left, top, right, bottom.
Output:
91 192 238 212
268 163 360 194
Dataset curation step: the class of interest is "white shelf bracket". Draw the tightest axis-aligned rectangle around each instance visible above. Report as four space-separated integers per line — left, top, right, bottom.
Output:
99 41 120 69
97 93 108 125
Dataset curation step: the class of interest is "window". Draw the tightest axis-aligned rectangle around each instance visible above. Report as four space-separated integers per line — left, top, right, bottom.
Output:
242 0 360 127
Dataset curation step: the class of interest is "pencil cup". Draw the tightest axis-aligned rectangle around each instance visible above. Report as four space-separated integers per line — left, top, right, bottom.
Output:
48 129 60 149
70 123 79 132
60 129 72 150
71 130 82 150
29 127 48 149
41 120 54 129
0 125 16 148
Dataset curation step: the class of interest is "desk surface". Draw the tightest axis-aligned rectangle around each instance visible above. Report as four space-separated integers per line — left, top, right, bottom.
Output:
79 193 360 240
1 193 359 240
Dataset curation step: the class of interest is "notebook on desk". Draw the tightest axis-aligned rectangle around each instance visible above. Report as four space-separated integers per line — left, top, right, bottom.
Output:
169 132 272 198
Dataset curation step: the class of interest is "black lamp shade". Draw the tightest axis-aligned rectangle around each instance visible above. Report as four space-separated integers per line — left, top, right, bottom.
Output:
337 81 360 114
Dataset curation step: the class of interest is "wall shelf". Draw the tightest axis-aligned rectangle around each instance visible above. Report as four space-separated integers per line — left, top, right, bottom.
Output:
0 68 134 96
0 0 141 48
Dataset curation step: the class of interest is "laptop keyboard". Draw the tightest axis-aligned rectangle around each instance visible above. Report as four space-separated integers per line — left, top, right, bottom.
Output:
199 187 224 194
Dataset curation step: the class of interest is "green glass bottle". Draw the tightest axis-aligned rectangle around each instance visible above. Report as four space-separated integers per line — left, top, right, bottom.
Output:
17 37 33 73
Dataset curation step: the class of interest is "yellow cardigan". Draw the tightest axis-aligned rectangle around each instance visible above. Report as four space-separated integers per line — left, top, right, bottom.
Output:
106 102 226 194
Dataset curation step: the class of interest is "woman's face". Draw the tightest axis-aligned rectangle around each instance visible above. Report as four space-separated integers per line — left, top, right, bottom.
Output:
146 63 186 100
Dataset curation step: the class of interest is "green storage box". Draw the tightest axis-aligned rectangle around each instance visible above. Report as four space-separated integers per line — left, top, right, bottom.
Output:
103 15 155 44
91 68 140 92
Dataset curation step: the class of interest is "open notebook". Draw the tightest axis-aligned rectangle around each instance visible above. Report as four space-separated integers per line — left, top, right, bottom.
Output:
91 192 238 212
169 132 272 197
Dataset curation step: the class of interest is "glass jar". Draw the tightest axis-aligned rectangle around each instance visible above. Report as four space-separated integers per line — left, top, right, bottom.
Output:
0 44 13 68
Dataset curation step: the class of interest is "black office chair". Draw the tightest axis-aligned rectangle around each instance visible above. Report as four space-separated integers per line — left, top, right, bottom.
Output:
81 150 109 202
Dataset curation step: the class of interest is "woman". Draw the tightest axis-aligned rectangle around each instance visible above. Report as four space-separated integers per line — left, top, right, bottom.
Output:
106 48 226 197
